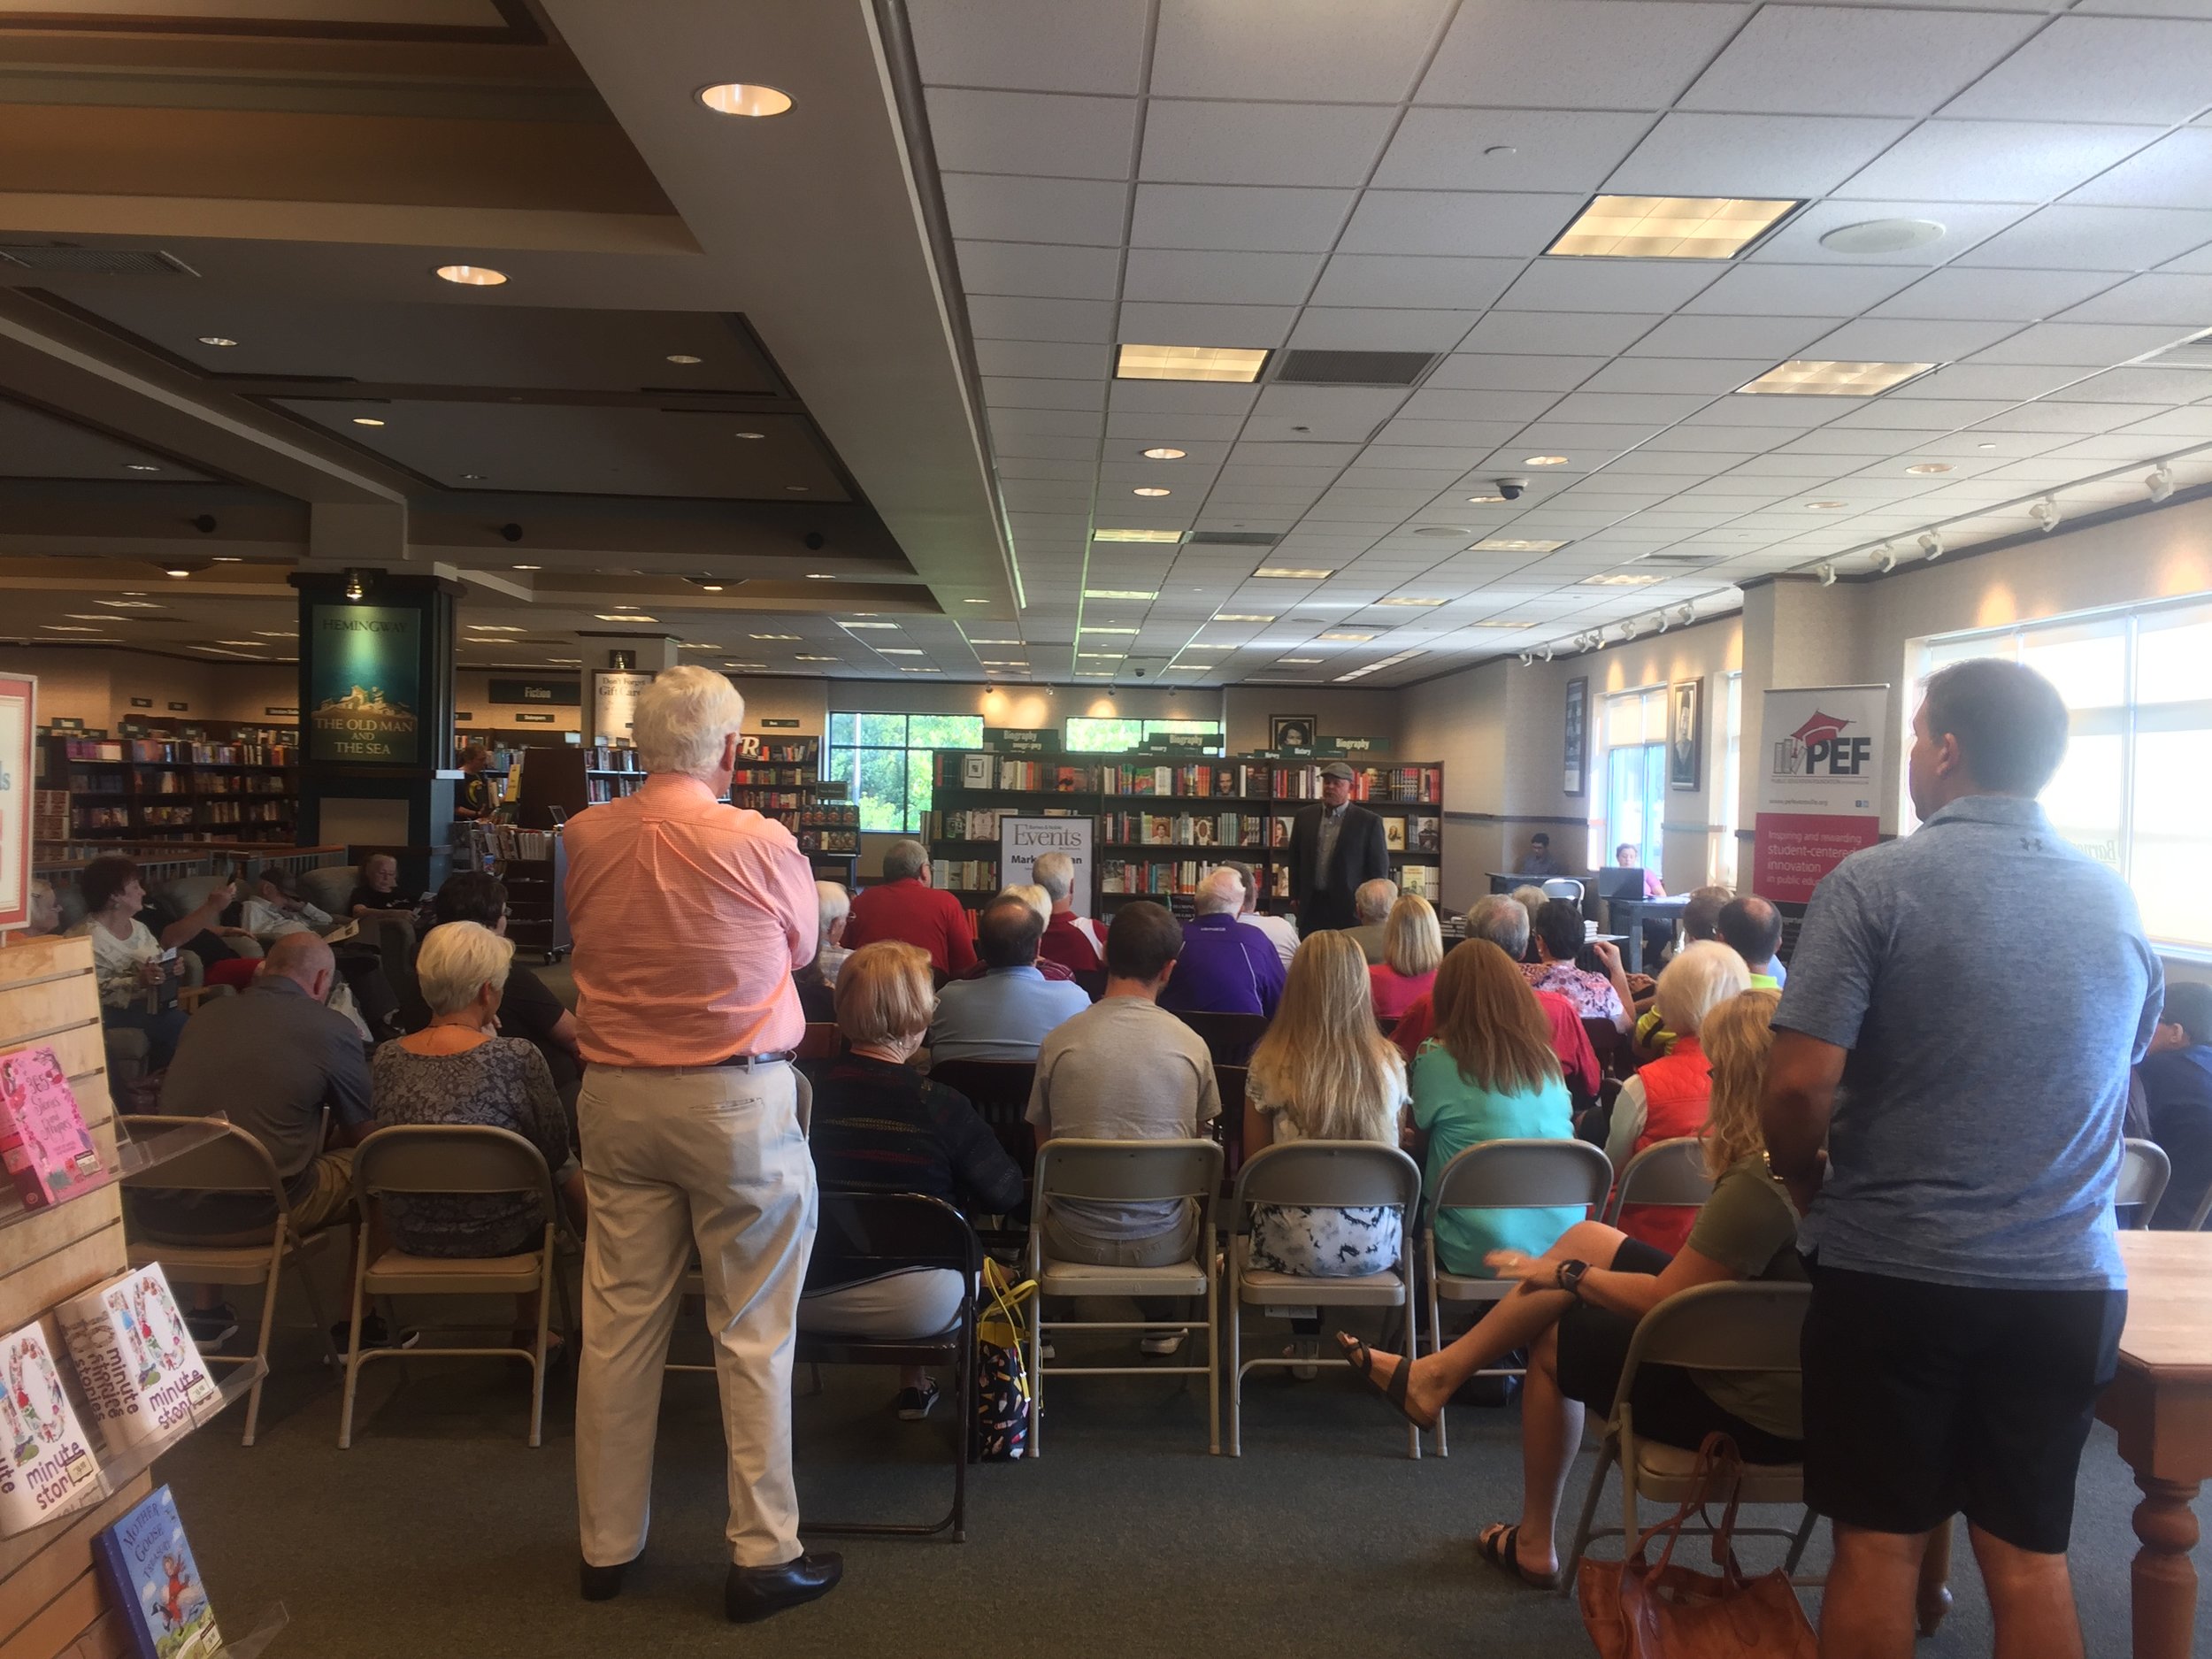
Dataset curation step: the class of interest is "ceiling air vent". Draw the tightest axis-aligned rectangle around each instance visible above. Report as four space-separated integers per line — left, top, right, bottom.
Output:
0 246 198 278
1185 530 1280 547
1271 349 1436 387
1636 553 1720 566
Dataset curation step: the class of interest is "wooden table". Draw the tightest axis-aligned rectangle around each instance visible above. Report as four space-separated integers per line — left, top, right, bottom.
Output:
1919 1231 2212 1658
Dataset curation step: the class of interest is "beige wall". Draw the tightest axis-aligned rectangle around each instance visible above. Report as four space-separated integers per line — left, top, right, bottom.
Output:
0 645 294 729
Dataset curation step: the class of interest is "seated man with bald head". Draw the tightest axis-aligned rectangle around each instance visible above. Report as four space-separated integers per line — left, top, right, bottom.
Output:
132 931 380 1345
1717 895 1786 989
1342 877 1399 965
1156 867 1286 1018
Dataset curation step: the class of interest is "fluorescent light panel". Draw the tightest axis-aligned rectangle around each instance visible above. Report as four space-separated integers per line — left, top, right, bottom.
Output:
1547 195 1798 259
1471 538 1568 552
1115 344 1269 384
1737 360 1935 396
1093 528 1184 544
1254 567 1333 580
1580 573 1664 587
1084 589 1156 600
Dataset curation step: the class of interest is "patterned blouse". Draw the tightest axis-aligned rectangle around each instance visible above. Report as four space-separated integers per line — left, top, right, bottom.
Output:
370 1037 570 1258
1247 1055 1409 1279
1522 959 1623 1023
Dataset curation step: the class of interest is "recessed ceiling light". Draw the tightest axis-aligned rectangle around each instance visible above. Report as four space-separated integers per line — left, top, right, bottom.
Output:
1086 588 1156 600
1081 626 1139 634
196 335 238 348
1077 652 1122 659
1375 596 1446 607
841 621 898 629
805 572 836 580
784 485 808 492
595 613 657 621
964 598 991 603
979 660 1028 667
1547 195 1798 260
40 625 99 633
1523 455 1568 467
1819 218 1945 255
434 265 507 287
1580 572 1664 587
1132 486 1171 497
1413 526 1471 538
352 417 386 427
1141 446 1187 460
457 472 485 481
96 600 161 609
750 633 801 641
795 655 839 662
512 564 541 570
1977 442 1998 451
734 431 765 440
698 83 793 118
1464 492 1506 504
1905 462 1953 476
252 630 297 638
1318 632 1375 641
700 583 724 591
1279 657 1322 664
1094 528 1184 544
1471 537 1567 552
1254 566 1333 579
1808 500 1847 511
123 464 160 472
1211 613 1275 622
1737 360 1934 396
667 354 703 365
1114 343 1270 384
164 565 194 578
211 640 265 648
211 555 243 562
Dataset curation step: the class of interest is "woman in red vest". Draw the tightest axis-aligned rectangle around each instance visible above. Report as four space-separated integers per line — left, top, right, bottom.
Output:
1603 941 1752 1252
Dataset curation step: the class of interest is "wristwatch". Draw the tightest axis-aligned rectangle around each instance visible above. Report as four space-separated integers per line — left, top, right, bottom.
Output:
1555 1258 1591 1301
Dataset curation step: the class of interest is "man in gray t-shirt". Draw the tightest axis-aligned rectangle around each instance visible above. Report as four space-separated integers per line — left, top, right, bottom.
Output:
1761 658 2162 1659
1028 902 1218 1356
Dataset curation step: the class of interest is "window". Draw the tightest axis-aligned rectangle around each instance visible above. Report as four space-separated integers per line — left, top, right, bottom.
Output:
1061 716 1224 753
826 712 984 833
1909 598 2212 952
1719 672 1743 887
1601 687 1667 874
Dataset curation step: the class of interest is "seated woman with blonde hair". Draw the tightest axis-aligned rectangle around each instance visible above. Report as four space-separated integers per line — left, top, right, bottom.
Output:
1340 989 1801 1590
1369 894 1442 1020
1244 929 1410 1375
803 940 1024 1420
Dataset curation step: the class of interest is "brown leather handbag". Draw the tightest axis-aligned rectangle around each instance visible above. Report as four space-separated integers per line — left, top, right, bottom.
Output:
1578 1433 1817 1658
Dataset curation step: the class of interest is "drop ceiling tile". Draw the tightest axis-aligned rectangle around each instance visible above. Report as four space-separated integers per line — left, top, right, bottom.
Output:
967 294 1117 343
1115 300 1297 347
1887 362 2086 402
1130 183 1356 251
1539 391 1715 425
1770 428 1916 455
1958 205 2212 272
1678 395 1839 429
2065 365 2212 402
1970 320 2200 365
1371 107 1655 193
1371 415 1542 446
1417 0 1750 111
2031 433 2176 463
1803 316 2024 360
1309 253 1522 311
1578 357 1779 396
1605 113 1915 197
1138 100 1399 188
1108 380 1262 415
924 89 1139 180
1968 402 2131 433
1217 463 1348 487
1120 248 1324 306
1230 439 1365 465
941 173 1129 246
956 240 1125 303
985 406 1105 437
2116 406 2212 438
1495 260 1724 315
2068 129 2212 210
1672 263 1916 318
1424 354 1603 393
1252 382 1412 426
1104 410 1251 441
1836 120 2157 204
1749 199 2033 265
1869 267 2124 324
1824 397 2013 429
997 457 1098 481
1940 16 2212 126
1338 191 1587 257
1458 310 1664 356
2055 272 2212 326
1286 308 1480 351
1626 314 1849 358
909 0 1150 95
1680 5 2036 118
1150 0 1452 101
972 337 1113 380
982 376 1109 411
994 432 1110 461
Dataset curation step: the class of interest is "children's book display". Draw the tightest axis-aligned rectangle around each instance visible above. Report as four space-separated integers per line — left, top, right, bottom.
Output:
0 1319 100 1532
92 1484 224 1659
0 1044 99 1210
58 1266 222 1454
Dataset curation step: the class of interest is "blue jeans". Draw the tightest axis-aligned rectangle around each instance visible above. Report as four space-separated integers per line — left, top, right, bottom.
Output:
105 1002 190 1071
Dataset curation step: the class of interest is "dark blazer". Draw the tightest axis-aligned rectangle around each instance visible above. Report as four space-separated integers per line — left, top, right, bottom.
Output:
1286 801 1392 934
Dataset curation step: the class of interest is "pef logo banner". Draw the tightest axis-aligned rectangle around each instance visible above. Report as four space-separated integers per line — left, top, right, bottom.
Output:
1754 685 1889 903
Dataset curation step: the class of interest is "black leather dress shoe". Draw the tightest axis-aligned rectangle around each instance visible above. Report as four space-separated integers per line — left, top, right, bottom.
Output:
725 1552 843 1624
579 1553 638 1602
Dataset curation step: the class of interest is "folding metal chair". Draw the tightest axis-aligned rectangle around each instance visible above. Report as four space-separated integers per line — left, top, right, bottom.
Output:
1541 879 1586 903
1604 1136 1714 1225
339 1125 571 1448
2117 1136 2170 1230
1026 1137 1223 1455
1171 1010 1270 1067
1224 1141 1423 1458
1561 1280 1818 1594
1424 1138 1613 1456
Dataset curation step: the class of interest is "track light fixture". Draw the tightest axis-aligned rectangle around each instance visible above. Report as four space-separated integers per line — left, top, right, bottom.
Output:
1618 620 1638 642
1539 645 1554 663
1917 530 1944 561
2030 496 2061 534
1656 611 1670 633
1871 544 1897 574
1518 651 1533 667
1816 562 1837 587
1675 603 1695 626
2147 463 2175 504
343 569 365 602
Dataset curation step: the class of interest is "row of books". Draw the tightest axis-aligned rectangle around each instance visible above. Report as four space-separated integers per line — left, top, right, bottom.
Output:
584 774 644 803
1099 859 1239 896
944 755 1094 794
1102 811 1267 849
72 806 130 830
60 740 293 766
487 825 559 861
201 802 288 825
930 858 999 893
139 806 194 827
728 767 805 787
799 830 860 854
63 772 127 795
933 752 1444 805
726 789 805 815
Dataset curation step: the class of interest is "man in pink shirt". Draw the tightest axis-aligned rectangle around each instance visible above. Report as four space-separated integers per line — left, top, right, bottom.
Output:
564 666 840 1624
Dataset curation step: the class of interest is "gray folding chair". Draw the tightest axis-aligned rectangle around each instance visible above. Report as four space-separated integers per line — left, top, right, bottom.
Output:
2117 1136 2170 1230
1424 1138 1613 1456
1027 1138 1224 1456
1604 1136 1714 1225
1225 1141 1424 1458
339 1125 571 1448
1561 1280 1818 1595
1541 878 1586 903
121 1116 342 1447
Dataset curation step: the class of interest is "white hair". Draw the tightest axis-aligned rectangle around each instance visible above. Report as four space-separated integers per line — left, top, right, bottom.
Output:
417 920 515 1018
1355 877 1398 925
1194 866 1245 917
632 664 745 779
1655 940 1752 1038
816 881 849 931
1466 894 1530 959
1000 882 1051 926
883 839 928 881
1032 851 1075 902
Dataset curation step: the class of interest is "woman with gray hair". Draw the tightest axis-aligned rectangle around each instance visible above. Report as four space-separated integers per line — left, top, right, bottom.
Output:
371 920 583 1346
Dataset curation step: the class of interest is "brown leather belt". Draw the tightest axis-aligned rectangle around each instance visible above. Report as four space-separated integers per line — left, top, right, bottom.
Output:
714 1050 795 1069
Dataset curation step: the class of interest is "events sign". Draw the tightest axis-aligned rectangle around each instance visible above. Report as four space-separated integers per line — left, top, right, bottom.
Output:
1000 816 1095 918
309 604 420 764
1752 685 1889 904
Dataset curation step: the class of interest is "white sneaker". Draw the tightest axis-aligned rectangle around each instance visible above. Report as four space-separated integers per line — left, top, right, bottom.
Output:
1140 1330 1187 1357
1286 1337 1319 1381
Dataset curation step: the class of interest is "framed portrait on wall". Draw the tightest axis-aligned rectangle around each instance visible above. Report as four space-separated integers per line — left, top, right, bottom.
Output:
1669 677 1703 791
1270 714 1315 749
1563 676 1588 798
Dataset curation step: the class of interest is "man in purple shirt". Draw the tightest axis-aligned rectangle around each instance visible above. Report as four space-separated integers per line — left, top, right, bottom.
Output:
1157 867 1286 1018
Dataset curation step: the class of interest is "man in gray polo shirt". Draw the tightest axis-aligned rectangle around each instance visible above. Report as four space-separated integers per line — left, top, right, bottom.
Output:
1761 658 2162 1659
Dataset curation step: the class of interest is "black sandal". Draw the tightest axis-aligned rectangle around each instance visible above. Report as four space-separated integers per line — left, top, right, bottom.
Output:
1334 1333 1437 1431
1475 1523 1561 1591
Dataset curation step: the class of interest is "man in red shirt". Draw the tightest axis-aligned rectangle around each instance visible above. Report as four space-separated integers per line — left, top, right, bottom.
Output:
565 666 840 1624
1391 895 1598 1099
1032 849 1104 975
841 839 977 977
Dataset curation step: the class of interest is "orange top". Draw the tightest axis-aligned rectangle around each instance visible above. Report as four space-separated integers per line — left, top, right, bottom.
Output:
565 772 816 1067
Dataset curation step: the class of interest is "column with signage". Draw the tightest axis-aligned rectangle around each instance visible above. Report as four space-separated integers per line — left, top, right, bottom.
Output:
290 570 460 890
1751 685 1890 904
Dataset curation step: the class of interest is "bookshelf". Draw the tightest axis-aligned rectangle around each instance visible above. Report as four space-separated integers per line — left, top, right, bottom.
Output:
922 749 1445 911
39 736 299 846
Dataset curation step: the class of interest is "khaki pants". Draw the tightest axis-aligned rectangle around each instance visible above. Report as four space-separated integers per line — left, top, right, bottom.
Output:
574 1061 815 1570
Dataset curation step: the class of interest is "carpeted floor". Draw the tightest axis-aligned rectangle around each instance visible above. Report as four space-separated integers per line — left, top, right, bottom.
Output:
160 1284 2208 1659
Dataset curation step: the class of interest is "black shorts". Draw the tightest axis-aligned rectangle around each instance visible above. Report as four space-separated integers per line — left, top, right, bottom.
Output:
1801 1261 2125 1554
1554 1237 1804 1466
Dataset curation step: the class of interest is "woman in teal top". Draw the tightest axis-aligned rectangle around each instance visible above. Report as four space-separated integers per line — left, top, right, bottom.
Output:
1410 940 1579 1275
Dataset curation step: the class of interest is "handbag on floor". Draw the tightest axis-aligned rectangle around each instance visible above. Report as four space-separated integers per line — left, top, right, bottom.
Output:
1577 1432 1816 1658
974 1257 1036 1462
